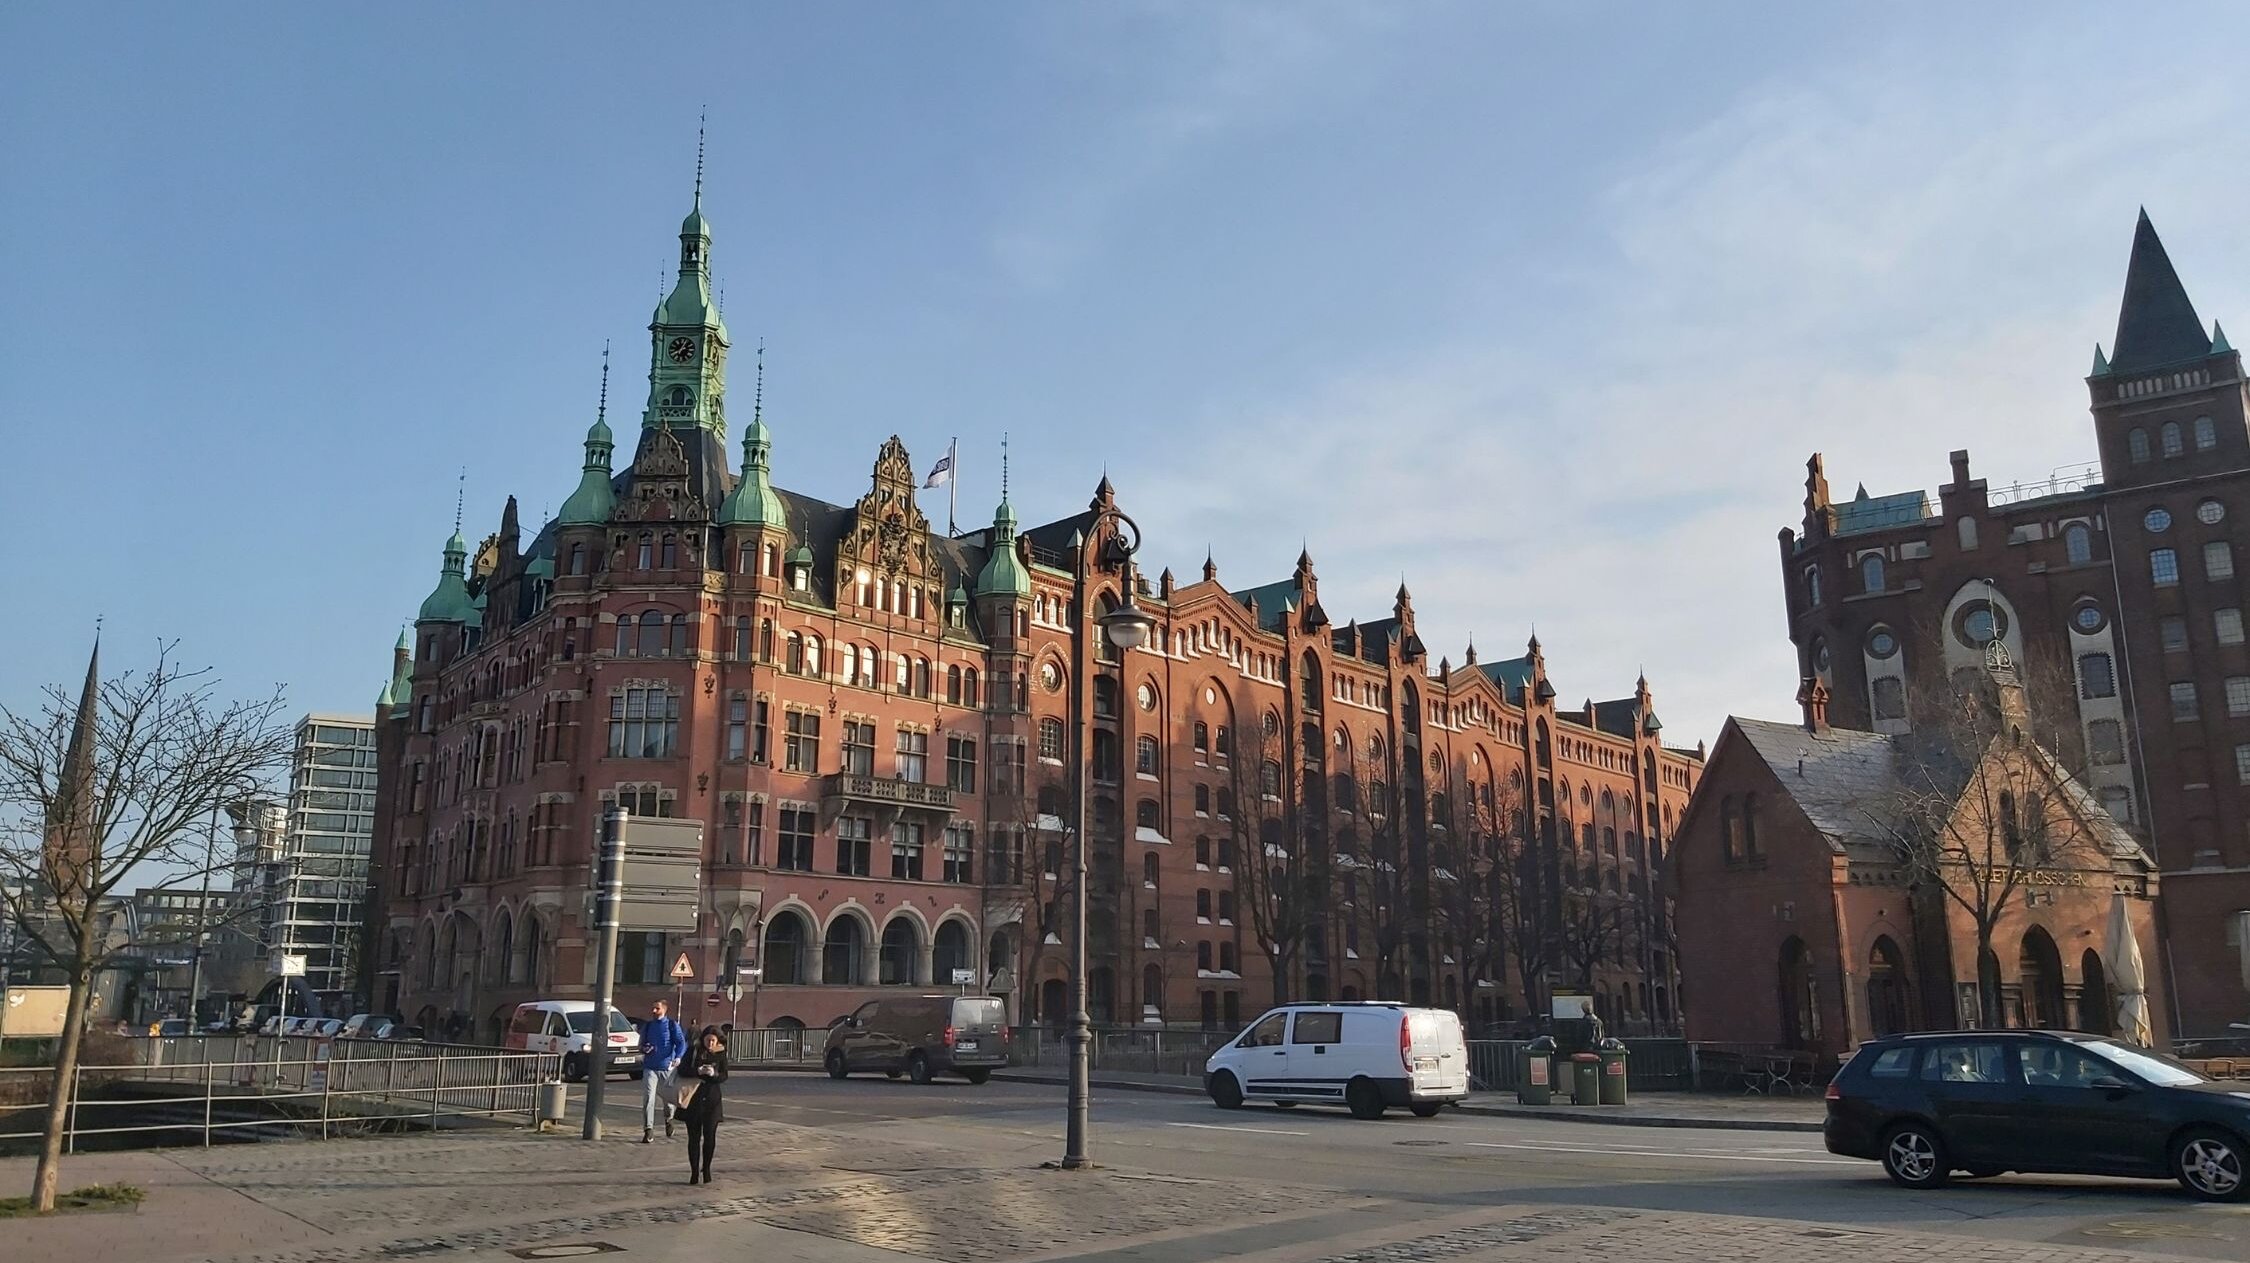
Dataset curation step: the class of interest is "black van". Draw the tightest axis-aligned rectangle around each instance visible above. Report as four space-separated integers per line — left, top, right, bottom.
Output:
823 995 1009 1084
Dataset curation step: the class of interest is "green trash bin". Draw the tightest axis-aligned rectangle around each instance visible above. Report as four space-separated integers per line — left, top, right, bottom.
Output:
1570 1053 1602 1105
1517 1048 1553 1105
1598 1041 1629 1105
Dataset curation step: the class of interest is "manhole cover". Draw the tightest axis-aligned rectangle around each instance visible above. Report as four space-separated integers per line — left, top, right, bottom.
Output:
2082 1221 2231 1241
509 1245 627 1259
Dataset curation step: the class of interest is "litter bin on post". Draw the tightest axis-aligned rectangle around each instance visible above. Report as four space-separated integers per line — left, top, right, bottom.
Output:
1570 1053 1602 1105
1517 1038 1555 1105
1597 1039 1629 1105
537 1079 569 1132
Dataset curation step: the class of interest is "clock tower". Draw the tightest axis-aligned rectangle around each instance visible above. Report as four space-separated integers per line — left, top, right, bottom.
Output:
644 175 730 440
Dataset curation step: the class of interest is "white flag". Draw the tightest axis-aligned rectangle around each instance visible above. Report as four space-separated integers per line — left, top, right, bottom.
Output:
923 442 956 488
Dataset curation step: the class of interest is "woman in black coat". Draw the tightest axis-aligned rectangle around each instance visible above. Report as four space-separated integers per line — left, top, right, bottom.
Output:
676 1025 729 1184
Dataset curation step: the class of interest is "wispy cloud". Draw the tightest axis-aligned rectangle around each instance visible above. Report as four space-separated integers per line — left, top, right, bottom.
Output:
1113 23 2250 747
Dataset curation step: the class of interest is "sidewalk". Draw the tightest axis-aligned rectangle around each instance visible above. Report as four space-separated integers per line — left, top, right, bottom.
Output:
991 1067 1826 1132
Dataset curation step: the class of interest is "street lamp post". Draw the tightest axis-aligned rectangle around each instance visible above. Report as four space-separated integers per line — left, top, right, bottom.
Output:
1064 506 1154 1171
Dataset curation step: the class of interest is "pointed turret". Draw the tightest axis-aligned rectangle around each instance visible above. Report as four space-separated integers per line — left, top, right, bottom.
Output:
560 350 618 526
717 357 785 528
1464 638 1478 666
2091 344 2112 377
974 494 1032 598
2214 322 2233 355
1202 551 1217 584
2110 210 2211 373
417 530 475 623
388 628 413 707
45 637 101 887
1090 474 1115 510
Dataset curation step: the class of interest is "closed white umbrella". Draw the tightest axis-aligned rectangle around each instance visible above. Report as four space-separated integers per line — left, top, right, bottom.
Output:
2104 892 2153 1048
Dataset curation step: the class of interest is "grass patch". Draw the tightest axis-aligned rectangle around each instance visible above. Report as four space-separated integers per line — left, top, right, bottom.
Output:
0 1183 145 1217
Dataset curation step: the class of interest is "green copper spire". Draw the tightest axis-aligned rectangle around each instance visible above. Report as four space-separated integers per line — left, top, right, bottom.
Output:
389 627 413 706
418 529 475 623
2091 343 2111 377
646 125 730 439
559 346 618 526
718 345 785 527
974 439 1031 598
2214 322 2234 355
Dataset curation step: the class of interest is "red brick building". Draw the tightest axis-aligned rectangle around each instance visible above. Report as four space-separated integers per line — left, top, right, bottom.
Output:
1780 213 2250 1038
366 193 1703 1041
1674 672 2164 1066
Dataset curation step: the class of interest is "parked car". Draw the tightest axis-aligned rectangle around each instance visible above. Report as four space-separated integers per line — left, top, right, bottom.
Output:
382 1024 425 1043
155 1018 191 1038
342 1015 395 1040
823 995 1009 1084
1825 1029 2250 1201
502 1000 642 1082
1204 1002 1471 1119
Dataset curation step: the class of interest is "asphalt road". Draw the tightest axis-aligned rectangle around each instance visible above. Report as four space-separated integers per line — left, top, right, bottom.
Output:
569 1073 2250 1259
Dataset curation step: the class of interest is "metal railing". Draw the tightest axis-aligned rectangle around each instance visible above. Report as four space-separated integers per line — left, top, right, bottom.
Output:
722 1028 825 1065
1006 1024 1241 1077
0 1035 558 1152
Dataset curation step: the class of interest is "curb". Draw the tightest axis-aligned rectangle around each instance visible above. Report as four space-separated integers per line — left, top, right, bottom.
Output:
991 1071 1821 1132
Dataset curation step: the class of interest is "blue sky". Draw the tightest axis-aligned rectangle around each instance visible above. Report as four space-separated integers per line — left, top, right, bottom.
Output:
8 2 2250 775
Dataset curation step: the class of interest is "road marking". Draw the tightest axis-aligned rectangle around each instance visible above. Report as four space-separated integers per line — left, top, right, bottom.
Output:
1167 1122 1311 1137
1464 1140 1861 1167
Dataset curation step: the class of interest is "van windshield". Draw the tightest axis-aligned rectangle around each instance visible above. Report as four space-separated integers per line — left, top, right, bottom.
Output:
953 999 1005 1027
565 1011 637 1034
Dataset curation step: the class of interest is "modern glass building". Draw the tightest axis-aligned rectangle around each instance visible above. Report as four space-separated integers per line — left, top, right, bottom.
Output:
273 714 378 1004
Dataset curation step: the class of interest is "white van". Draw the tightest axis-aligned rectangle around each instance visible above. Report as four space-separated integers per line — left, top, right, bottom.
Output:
503 1000 643 1082
1204 1002 1470 1119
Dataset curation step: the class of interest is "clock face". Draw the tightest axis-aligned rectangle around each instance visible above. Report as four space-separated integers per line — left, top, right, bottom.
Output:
667 336 697 364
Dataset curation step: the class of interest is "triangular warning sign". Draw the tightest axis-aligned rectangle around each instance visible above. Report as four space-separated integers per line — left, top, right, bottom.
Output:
669 952 695 980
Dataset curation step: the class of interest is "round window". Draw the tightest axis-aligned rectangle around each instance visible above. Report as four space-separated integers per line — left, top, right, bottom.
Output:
2145 507 2173 533
2074 604 2105 633
1867 629 1899 659
1812 640 1831 673
1203 686 1217 705
2198 499 2226 525
1136 683 1157 711
1953 600 2009 649
1040 662 1062 692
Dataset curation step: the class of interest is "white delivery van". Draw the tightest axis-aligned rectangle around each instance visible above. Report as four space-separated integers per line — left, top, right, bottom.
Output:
1204 1002 1470 1119
503 1000 643 1082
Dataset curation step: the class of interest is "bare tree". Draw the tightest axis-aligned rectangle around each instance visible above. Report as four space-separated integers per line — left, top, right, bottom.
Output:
1430 780 1520 1027
1873 649 2108 1029
1555 881 1631 993
1228 722 1311 1006
1358 764 1418 1000
0 642 291 1210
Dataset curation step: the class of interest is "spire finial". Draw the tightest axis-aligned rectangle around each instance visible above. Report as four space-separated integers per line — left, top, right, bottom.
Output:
753 338 765 426
1001 432 1011 501
694 106 706 209
454 469 465 534
598 340 610 423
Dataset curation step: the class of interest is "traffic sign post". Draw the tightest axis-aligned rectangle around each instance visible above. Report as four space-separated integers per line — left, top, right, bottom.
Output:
670 951 694 1021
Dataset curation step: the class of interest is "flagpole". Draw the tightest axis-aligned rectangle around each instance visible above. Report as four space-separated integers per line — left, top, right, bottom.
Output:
948 438 958 537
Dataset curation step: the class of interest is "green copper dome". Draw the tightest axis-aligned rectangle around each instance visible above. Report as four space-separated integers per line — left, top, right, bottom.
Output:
558 417 617 526
417 531 475 623
717 414 786 528
974 497 1031 598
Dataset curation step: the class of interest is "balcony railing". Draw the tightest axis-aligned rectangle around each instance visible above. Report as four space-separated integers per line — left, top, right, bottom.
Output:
824 774 956 812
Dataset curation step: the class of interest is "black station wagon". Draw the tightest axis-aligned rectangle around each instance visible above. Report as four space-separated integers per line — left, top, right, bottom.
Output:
1825 1029 2250 1201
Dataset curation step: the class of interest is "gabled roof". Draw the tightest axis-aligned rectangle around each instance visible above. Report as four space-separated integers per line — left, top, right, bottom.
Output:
2110 210 2212 374
1591 698 1643 740
1834 488 1932 536
1230 579 1297 631
1476 655 1534 704
1728 718 1911 861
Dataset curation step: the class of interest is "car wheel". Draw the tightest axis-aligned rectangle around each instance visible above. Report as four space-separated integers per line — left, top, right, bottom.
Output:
825 1051 849 1080
1346 1078 1386 1120
1209 1071 1244 1110
561 1053 585 1084
963 1069 991 1085
1880 1123 1948 1189
2173 1128 2248 1202
1410 1102 1443 1119
907 1052 934 1085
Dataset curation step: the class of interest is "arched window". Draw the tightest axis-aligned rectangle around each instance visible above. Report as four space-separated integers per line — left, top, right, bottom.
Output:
913 657 930 698
669 613 688 656
841 643 859 685
1860 554 1884 592
786 631 806 675
1872 676 1906 720
2162 420 2184 457
1742 793 1761 858
1192 721 1209 753
1143 963 1163 1017
1136 798 1159 829
1401 682 1420 735
946 665 962 705
858 645 878 687
1142 852 1159 886
1215 725 1232 757
879 919 919 986
823 917 867 985
763 911 810 986
2064 523 2092 565
962 669 979 708
660 533 678 569
568 544 586 575
2128 427 2151 463
1300 651 1322 712
1038 717 1065 761
2195 415 2217 450
1721 795 1740 862
1194 784 1210 814
1136 736 1159 775
1259 760 1281 797
933 922 971 982
637 533 653 569
1094 677 1119 717
637 610 665 657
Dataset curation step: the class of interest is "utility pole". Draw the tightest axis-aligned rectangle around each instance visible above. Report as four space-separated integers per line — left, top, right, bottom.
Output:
582 806 626 1140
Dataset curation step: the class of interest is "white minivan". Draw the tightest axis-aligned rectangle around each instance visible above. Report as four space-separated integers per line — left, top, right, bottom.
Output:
503 1000 643 1082
1204 1002 1470 1119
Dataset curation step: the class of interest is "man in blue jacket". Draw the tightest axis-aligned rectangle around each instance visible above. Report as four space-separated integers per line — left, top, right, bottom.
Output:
639 999 687 1143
